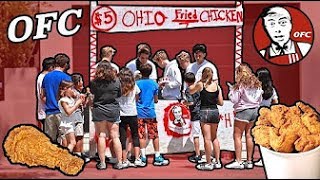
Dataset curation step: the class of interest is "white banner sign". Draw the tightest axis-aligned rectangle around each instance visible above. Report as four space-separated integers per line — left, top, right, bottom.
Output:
89 100 236 156
145 100 236 154
91 5 243 33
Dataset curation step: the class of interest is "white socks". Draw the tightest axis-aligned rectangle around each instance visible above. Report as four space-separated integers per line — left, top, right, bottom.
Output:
140 148 146 158
140 149 161 158
155 151 160 157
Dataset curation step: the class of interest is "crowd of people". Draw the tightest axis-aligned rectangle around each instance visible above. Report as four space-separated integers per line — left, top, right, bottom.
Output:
36 42 279 171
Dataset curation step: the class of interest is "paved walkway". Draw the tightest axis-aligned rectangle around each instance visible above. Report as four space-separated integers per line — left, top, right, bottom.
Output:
0 149 267 179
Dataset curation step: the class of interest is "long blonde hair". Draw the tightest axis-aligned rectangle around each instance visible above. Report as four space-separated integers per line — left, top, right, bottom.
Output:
233 63 261 90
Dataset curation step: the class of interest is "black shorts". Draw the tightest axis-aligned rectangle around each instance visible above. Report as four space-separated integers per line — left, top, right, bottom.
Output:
191 111 201 122
199 108 220 124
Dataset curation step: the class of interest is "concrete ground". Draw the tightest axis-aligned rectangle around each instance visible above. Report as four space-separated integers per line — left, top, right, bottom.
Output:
0 146 267 179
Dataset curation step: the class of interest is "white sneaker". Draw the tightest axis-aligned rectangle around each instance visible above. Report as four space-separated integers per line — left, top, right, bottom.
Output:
196 163 214 171
134 158 146 167
225 160 245 169
254 159 263 167
198 155 214 163
244 161 253 169
212 160 222 169
122 159 136 168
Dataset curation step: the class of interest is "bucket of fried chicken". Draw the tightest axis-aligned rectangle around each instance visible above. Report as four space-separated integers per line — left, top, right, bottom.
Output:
252 101 320 179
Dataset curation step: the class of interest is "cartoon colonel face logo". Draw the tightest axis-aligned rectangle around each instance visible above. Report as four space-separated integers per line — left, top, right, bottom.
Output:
253 5 314 66
163 102 191 138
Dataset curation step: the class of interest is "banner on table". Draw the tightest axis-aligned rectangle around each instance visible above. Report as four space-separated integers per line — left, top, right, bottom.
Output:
88 100 236 156
91 5 243 33
145 100 235 155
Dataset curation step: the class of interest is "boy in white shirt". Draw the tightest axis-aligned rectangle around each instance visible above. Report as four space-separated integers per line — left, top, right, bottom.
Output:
189 44 219 82
152 50 182 100
36 57 55 130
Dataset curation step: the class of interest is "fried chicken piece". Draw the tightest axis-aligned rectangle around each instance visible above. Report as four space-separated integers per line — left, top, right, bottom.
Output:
3 125 84 176
300 113 320 134
268 104 289 128
279 106 311 137
296 101 317 115
289 105 302 116
252 125 276 149
255 107 272 126
296 101 320 134
294 134 320 152
269 128 299 153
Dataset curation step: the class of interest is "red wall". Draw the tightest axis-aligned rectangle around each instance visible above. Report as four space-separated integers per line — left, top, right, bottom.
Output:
73 3 300 105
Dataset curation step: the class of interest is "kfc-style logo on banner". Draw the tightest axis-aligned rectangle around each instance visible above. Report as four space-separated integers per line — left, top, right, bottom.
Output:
253 5 314 65
163 103 191 138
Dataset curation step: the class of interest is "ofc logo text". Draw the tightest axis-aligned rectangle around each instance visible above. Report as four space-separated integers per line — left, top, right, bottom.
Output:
7 9 83 43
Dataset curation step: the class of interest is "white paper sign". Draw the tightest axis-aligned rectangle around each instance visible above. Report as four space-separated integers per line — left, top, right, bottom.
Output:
91 5 243 33
145 100 235 154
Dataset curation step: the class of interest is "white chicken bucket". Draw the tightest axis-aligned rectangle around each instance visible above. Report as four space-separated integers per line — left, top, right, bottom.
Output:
260 145 320 179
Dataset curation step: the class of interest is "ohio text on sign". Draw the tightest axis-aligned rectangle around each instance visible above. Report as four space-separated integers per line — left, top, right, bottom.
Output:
91 5 243 33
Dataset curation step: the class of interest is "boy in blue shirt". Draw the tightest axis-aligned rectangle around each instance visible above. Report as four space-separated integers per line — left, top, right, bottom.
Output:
41 54 71 143
136 63 169 166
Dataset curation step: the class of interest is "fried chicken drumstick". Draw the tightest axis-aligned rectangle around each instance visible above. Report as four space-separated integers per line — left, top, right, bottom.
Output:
3 125 84 176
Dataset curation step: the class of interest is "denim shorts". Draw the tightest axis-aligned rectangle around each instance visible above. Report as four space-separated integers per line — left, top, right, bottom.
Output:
235 108 259 123
199 108 220 124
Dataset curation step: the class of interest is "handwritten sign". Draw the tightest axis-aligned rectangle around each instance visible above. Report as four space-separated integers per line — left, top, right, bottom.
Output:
91 6 243 33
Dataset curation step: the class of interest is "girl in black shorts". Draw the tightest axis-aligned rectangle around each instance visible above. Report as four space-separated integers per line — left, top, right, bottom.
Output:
188 67 224 171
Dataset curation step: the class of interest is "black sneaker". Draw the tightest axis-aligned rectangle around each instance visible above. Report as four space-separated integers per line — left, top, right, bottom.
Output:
81 153 91 163
96 162 107 170
188 155 202 163
94 153 108 163
127 155 135 162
